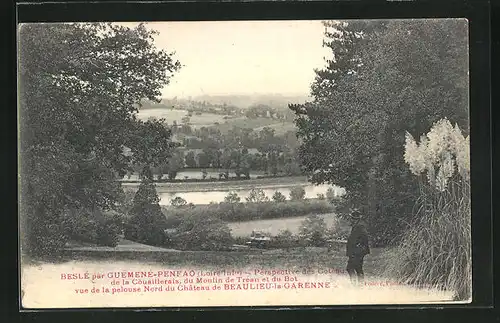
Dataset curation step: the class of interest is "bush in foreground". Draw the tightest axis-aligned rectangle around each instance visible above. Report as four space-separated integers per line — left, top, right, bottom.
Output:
271 229 296 250
63 208 124 247
298 214 328 247
96 210 124 247
171 214 233 251
385 119 471 301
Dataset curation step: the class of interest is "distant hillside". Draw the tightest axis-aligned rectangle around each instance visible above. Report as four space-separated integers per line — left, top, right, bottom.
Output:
163 93 311 110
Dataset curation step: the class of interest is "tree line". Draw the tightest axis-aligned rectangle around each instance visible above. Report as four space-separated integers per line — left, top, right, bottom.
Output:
172 124 299 151
127 147 303 181
124 125 303 180
289 20 468 246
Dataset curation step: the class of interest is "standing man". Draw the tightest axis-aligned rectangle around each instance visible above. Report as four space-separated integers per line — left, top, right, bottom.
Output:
346 209 370 286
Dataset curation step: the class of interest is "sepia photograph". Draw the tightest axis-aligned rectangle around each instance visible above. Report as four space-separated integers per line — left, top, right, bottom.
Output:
18 19 471 308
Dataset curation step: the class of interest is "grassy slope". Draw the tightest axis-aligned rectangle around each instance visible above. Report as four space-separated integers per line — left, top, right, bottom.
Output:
60 246 390 277
60 215 385 277
137 108 227 126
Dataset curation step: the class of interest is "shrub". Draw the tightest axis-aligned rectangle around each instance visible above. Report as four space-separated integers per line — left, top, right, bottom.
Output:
326 187 337 201
232 236 248 246
62 208 98 243
170 196 188 208
246 188 270 203
164 213 183 228
125 205 167 246
272 229 296 249
325 217 350 241
316 193 325 200
27 217 67 256
385 119 471 301
298 214 328 247
26 206 68 256
63 208 124 247
272 191 287 202
224 192 241 204
289 186 306 201
96 211 124 247
172 214 233 251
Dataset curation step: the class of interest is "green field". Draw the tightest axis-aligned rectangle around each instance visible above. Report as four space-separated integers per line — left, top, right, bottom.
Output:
137 108 227 127
136 108 296 133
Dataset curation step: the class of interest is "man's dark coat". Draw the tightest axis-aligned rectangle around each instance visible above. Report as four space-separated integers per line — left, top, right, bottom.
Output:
346 220 370 257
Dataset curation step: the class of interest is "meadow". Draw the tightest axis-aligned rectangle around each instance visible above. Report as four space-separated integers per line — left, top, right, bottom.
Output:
136 108 295 133
137 108 226 127
54 245 386 274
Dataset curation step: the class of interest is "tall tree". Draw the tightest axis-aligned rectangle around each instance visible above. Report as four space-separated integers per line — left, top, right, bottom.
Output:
163 151 184 180
185 151 197 168
309 20 387 100
18 23 181 255
197 151 211 168
125 178 167 246
290 20 468 245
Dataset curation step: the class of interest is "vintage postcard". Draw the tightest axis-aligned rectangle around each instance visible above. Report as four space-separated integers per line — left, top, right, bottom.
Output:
18 19 471 309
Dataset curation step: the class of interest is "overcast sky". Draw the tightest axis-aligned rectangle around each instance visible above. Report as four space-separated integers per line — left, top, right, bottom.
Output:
122 21 329 98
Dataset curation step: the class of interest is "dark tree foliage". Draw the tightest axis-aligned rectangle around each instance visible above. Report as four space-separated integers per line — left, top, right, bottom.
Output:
299 214 328 247
185 151 197 168
290 20 468 246
173 214 233 251
125 179 168 246
289 186 306 201
18 23 181 256
272 191 287 202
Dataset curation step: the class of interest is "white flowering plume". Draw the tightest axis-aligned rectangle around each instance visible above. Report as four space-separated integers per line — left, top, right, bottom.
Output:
404 118 470 191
